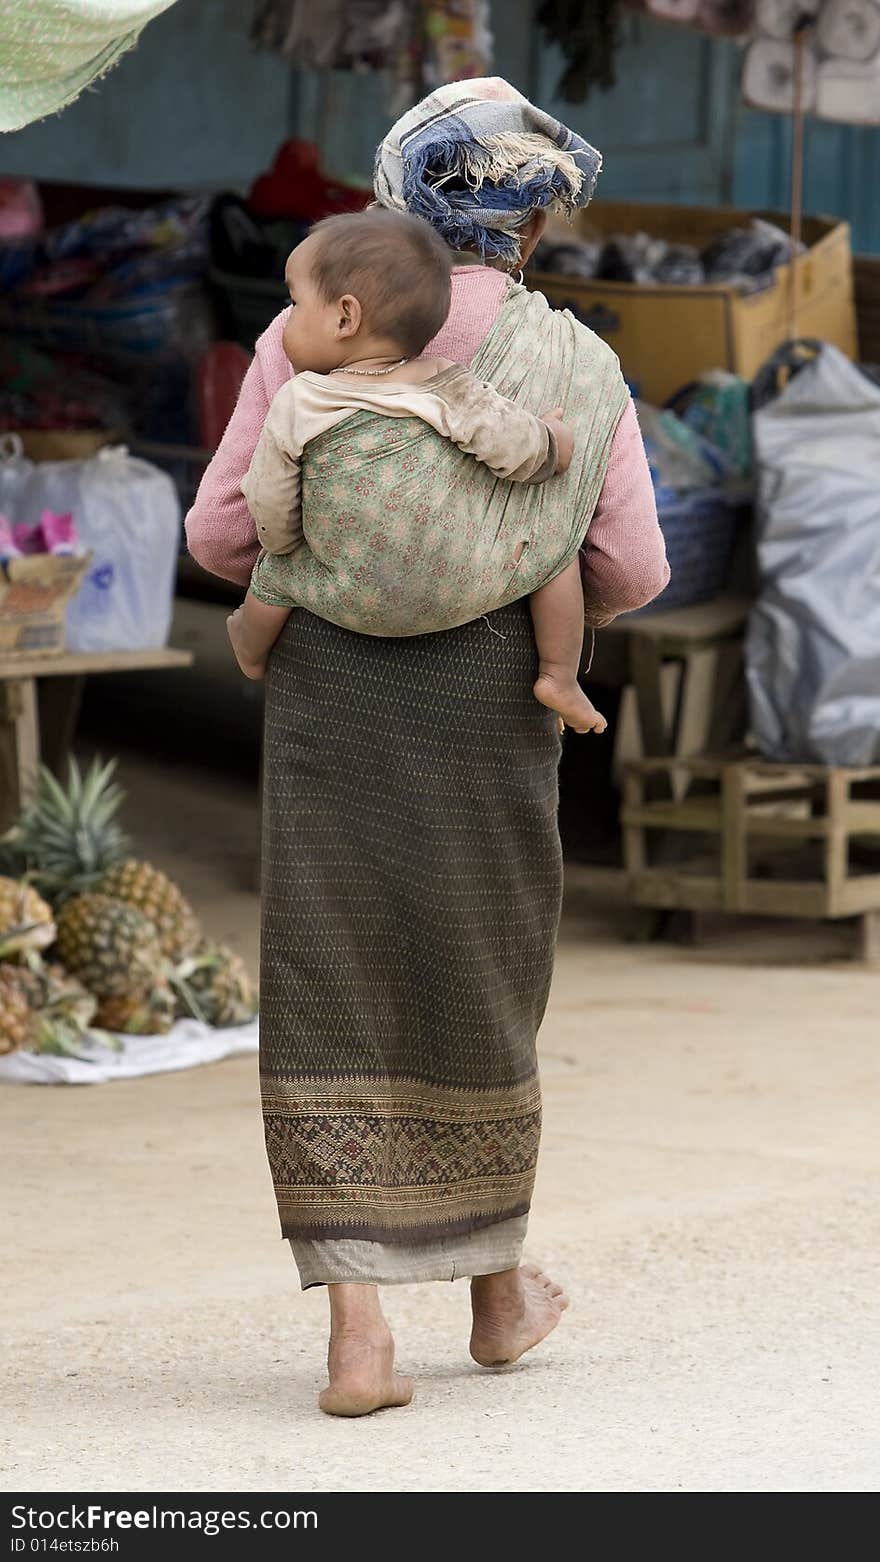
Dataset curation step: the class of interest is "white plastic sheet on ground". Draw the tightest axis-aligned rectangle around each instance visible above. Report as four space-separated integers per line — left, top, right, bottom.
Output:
0 1017 258 1085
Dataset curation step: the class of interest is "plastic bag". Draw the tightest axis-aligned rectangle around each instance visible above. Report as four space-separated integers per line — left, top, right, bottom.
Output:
635 401 730 504
746 342 880 765
668 371 753 479
0 437 180 653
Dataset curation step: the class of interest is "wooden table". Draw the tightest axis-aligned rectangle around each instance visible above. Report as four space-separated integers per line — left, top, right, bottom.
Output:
596 593 751 769
0 647 193 823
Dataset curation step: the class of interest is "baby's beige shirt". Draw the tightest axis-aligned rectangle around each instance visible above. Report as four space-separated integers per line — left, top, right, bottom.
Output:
240 364 557 556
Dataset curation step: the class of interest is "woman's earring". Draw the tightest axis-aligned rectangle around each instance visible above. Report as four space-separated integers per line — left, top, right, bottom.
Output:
510 267 525 286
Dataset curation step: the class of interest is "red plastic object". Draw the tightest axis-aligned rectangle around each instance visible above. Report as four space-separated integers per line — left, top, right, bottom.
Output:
197 341 252 452
249 139 370 223
0 178 43 238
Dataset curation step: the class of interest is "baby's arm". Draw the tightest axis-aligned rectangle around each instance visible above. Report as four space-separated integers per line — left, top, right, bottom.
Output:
240 384 304 555
433 371 571 483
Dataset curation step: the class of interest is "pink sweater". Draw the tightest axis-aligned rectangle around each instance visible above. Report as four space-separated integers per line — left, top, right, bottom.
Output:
185 266 669 621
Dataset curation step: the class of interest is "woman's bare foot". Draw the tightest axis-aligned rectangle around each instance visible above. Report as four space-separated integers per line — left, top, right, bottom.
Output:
469 1263 569 1367
227 609 267 681
319 1284 414 1417
533 672 607 733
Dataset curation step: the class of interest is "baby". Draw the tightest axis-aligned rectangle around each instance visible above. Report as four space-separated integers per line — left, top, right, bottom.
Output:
227 209 606 734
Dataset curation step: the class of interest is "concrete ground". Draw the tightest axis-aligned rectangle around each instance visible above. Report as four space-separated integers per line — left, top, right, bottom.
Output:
2 751 879 1493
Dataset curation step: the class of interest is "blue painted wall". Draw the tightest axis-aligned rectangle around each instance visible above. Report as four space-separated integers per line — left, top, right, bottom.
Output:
0 0 877 251
731 105 880 253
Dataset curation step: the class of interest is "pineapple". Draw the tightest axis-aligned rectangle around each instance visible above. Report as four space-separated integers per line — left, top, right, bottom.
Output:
96 859 200 962
0 956 104 1057
0 877 56 959
6 758 201 961
174 941 258 1028
5 957 96 1027
95 981 176 1036
56 893 165 1000
0 964 35 1053
3 758 127 902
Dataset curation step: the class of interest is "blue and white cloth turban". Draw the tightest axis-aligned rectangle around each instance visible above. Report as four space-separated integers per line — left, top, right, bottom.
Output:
373 76 602 264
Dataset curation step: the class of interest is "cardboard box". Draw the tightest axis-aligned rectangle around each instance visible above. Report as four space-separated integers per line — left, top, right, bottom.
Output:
530 202 857 405
0 553 91 659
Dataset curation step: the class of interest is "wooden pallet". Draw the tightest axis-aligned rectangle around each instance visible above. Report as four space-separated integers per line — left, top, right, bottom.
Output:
622 755 880 959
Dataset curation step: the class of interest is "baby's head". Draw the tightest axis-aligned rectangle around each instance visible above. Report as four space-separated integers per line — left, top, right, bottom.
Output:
282 209 453 374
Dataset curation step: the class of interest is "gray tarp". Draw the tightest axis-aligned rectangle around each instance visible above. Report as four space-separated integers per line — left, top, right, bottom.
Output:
746 343 880 766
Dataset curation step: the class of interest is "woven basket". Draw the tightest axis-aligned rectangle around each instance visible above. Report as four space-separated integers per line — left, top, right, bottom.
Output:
638 489 748 614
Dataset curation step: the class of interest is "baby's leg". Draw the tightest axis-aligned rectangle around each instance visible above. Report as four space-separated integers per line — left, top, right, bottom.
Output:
530 559 607 733
227 590 291 680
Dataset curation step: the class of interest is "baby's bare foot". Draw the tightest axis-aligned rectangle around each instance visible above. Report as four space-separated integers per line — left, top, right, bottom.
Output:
470 1264 569 1367
319 1324 414 1417
227 609 266 681
534 672 607 733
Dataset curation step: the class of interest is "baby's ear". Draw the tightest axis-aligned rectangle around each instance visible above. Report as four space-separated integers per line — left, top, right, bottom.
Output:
337 294 362 337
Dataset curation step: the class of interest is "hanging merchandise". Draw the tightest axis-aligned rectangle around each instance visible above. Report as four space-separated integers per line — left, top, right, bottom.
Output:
742 1 880 124
0 1 179 133
537 0 621 99
753 0 820 37
742 32 818 110
816 0 880 59
422 2 494 87
251 1 492 106
746 343 880 766
251 1 346 64
642 0 752 34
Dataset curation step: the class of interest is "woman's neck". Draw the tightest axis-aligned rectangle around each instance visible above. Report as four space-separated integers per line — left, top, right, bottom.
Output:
452 250 509 272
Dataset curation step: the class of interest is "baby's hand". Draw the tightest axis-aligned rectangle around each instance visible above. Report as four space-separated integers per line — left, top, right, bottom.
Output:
541 406 574 474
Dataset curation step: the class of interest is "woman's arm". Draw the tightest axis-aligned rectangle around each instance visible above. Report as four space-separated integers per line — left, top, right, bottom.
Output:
185 322 289 587
580 400 669 626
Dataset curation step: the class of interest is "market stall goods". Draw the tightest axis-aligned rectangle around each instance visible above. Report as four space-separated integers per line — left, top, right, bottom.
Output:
4 956 95 1026
747 341 880 766
95 858 200 962
175 942 258 1030
2 759 257 1042
742 0 880 124
94 980 176 1037
0 966 33 1054
0 877 56 957
251 0 492 106
6 759 199 959
56 892 164 1001
2 758 125 893
0 954 102 1056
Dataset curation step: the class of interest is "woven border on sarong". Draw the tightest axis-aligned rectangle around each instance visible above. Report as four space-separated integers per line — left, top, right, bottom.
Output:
261 1073 542 1243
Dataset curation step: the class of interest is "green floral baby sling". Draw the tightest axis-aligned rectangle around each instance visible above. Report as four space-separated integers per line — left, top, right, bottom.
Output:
252 283 630 637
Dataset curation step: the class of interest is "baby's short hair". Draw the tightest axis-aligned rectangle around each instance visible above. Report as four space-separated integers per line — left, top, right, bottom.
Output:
307 210 453 357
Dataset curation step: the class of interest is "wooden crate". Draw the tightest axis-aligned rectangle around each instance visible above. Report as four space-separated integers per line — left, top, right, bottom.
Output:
622 755 880 953
530 202 857 404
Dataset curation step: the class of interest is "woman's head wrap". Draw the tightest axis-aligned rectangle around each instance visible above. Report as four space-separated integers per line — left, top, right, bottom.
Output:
374 76 601 264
